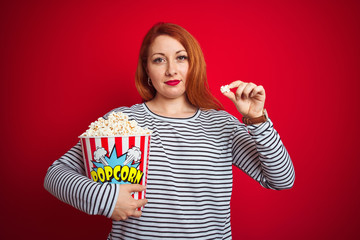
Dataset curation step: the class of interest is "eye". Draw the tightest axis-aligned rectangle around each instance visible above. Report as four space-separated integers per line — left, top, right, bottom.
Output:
153 57 166 63
177 55 188 61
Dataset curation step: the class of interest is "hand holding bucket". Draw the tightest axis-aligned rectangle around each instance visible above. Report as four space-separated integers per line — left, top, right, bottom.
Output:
110 184 148 221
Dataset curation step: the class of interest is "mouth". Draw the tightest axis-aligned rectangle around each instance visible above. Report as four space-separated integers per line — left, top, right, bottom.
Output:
165 80 181 86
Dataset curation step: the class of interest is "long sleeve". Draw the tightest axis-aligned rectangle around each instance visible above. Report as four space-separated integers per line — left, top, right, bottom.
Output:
232 119 295 190
44 142 119 217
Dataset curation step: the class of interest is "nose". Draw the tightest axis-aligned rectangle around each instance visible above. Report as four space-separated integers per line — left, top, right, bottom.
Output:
166 60 177 76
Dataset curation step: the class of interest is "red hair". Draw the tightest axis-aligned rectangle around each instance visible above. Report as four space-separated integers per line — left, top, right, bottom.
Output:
135 23 223 110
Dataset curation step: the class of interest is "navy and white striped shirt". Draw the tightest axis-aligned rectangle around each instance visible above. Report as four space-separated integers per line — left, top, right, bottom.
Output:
44 103 295 239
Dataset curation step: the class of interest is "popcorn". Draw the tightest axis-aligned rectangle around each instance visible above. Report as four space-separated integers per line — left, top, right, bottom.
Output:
220 85 231 93
81 111 152 136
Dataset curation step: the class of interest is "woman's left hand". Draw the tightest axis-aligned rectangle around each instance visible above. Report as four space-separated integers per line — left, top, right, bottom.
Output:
222 80 266 118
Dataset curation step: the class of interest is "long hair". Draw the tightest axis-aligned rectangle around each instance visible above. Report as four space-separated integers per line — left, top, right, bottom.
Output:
135 23 223 110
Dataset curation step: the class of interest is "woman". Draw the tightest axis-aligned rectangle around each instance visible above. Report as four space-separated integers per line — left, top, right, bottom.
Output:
44 22 295 239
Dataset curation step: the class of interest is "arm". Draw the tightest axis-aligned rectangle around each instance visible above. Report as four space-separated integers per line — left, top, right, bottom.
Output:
43 142 119 217
232 119 295 190
222 80 294 190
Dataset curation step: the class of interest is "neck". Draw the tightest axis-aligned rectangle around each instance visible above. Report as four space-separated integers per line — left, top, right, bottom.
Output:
146 94 197 118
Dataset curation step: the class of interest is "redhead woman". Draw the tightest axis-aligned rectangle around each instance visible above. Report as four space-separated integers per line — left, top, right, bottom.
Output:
44 23 295 239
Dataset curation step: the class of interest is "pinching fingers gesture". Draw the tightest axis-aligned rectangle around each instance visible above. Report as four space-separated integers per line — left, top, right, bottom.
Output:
222 80 266 118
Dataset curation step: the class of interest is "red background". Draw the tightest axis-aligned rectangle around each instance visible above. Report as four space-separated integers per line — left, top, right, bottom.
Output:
1 0 359 239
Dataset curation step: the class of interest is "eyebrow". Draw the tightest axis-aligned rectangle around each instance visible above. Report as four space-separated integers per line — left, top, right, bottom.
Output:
151 50 187 57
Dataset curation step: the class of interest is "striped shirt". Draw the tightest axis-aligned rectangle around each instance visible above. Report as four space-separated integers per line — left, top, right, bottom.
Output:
44 103 295 239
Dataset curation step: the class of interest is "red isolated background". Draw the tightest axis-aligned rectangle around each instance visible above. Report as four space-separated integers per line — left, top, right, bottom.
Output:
1 0 359 239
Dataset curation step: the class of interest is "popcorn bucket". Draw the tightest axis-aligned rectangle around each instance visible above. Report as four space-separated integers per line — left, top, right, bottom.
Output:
79 134 151 203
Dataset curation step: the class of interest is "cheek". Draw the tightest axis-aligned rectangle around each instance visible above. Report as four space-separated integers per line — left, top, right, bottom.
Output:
147 65 162 79
180 64 189 77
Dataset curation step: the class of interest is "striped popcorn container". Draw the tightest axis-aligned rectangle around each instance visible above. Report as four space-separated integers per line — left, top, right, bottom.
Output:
79 134 151 204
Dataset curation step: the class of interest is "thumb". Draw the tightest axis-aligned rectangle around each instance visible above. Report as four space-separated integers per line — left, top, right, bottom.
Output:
124 184 146 193
221 81 242 103
222 90 236 104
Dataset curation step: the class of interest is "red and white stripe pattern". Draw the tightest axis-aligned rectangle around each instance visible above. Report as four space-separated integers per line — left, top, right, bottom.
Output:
79 135 151 201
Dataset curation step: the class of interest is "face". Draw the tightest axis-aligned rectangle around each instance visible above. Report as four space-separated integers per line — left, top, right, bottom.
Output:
146 35 189 100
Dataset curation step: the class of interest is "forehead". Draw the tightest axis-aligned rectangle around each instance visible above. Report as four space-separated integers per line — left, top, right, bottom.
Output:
149 35 186 54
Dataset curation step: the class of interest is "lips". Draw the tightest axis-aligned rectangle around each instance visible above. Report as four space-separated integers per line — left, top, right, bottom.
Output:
165 80 181 86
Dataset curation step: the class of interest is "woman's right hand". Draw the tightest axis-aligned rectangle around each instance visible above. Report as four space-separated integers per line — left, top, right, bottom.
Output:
110 184 148 221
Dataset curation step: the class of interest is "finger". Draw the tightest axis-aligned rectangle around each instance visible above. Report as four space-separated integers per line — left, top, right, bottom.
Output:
234 82 247 100
222 89 236 103
242 83 257 99
222 80 247 102
250 85 265 98
111 212 128 221
136 198 148 208
228 80 244 89
123 184 146 193
132 210 143 218
222 80 246 102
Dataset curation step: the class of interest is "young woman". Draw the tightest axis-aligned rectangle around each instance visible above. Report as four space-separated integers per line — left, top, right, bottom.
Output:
44 22 295 239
